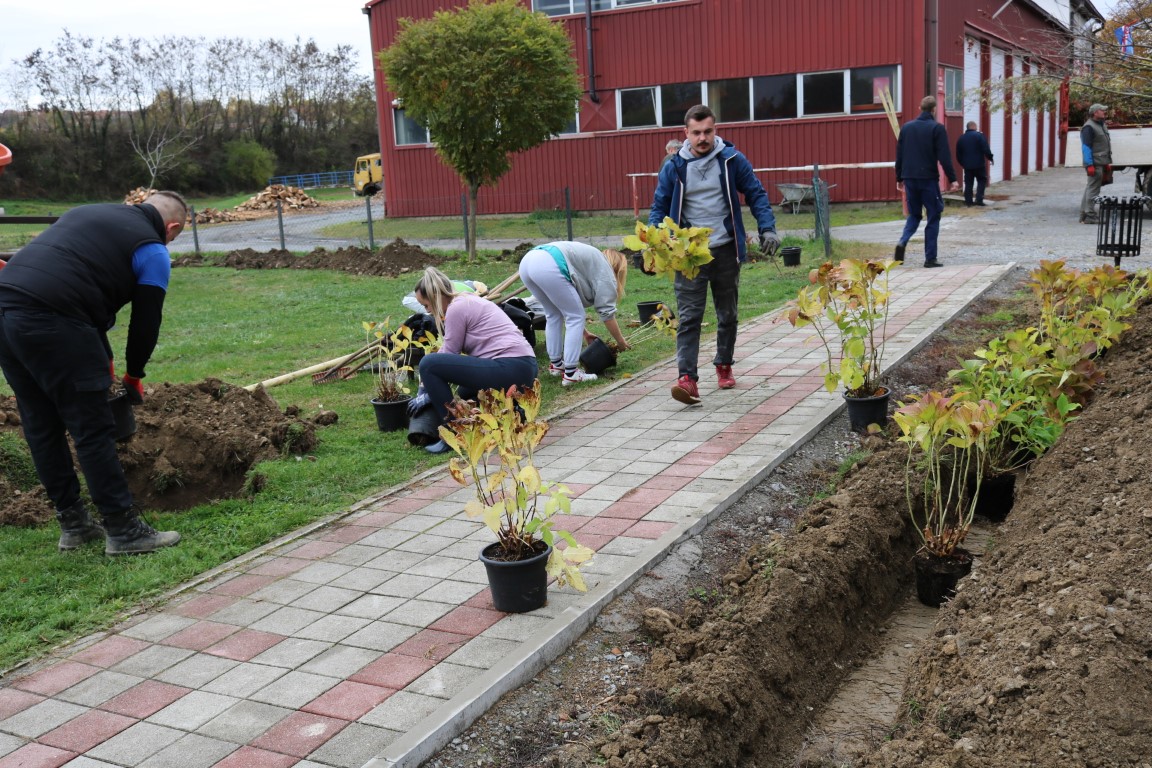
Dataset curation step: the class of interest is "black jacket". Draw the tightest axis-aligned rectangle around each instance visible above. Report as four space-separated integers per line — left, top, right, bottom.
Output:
896 112 957 183
956 128 994 171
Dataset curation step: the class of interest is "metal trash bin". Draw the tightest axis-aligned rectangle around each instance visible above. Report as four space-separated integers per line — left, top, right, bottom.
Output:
1096 195 1150 267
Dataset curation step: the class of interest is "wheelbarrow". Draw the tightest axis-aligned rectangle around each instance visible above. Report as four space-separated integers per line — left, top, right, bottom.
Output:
777 183 816 214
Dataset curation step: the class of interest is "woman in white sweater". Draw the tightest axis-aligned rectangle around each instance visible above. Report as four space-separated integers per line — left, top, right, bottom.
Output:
518 242 630 385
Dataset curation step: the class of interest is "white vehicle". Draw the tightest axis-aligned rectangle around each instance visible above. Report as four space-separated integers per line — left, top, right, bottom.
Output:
1065 124 1152 200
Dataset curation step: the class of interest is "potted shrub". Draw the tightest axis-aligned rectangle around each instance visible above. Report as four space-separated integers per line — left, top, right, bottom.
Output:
784 258 897 431
581 303 677 375
894 391 1000 606
440 382 594 612
623 217 713 281
363 319 416 432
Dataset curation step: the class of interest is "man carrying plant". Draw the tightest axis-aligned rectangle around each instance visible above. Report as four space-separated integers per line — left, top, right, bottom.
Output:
0 192 187 555
650 104 779 405
894 96 959 268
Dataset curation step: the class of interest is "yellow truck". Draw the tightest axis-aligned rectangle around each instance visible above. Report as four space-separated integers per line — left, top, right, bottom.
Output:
353 153 383 196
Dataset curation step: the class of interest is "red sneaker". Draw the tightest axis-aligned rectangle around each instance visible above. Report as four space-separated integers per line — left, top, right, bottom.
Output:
716 364 735 389
671 375 701 405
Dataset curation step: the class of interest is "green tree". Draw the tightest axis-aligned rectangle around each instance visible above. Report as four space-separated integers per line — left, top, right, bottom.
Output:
223 139 276 189
379 0 581 261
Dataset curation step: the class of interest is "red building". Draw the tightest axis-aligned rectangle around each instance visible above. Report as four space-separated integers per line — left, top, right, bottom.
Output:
363 0 1101 217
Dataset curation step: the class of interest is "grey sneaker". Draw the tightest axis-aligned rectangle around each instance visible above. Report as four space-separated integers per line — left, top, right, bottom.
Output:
105 514 181 555
55 500 105 551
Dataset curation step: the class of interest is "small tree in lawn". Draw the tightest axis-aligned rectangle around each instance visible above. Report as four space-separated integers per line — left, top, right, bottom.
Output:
379 0 582 261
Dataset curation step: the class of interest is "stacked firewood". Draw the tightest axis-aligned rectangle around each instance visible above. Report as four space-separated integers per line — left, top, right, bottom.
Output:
123 187 159 204
235 185 320 212
194 207 242 224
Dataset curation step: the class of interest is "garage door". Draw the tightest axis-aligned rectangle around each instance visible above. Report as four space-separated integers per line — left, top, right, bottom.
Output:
989 48 1006 183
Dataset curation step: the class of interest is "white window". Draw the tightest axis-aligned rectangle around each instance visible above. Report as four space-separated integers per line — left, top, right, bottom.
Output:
534 0 685 17
943 67 964 113
393 109 430 146
618 83 704 129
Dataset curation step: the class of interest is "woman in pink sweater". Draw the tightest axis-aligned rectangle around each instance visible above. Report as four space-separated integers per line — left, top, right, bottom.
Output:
410 267 538 453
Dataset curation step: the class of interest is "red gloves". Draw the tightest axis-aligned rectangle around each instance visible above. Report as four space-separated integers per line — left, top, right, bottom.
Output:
1087 165 1096 177
122 375 144 405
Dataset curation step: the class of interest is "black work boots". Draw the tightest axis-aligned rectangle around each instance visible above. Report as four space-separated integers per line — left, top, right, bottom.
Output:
103 508 182 555
55 500 105 551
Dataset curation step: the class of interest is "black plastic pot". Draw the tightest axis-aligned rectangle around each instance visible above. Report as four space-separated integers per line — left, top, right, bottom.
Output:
780 246 802 267
579 338 617 375
913 549 973 607
407 404 441 447
480 541 551 613
637 301 665 324
371 397 411 432
970 471 1018 522
108 391 137 442
843 387 890 433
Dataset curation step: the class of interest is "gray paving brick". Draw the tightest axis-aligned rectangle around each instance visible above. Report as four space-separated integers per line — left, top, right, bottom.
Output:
118 614 196 642
289 585 362 613
0 732 25 758
417 579 485 605
402 555 471 579
479 613 551 642
381 599 454 628
249 638 331 668
334 594 405 620
426 519 482 538
147 690 240 730
357 528 415 549
385 513 444 533
328 567 396 592
393 533 456 556
361 549 425 572
197 700 292 744
306 721 401 768
154 653 238 688
57 669 145 707
139 732 238 768
369 573 438 598
86 721 185 764
291 561 355 585
360 690 442 731
200 661 287 698
446 635 520 669
249 605 327 635
110 644 195 677
0 698 87 738
55 758 120 767
326 543 387 567
249 670 339 708
205 597 281 626
295 614 372 643
298 645 380 678
406 662 482 699
247 578 317 605
342 621 419 653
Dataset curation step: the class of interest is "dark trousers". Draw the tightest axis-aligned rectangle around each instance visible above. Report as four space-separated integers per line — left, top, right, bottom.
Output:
0 307 133 516
963 167 987 205
673 240 740 379
898 179 945 264
418 353 538 421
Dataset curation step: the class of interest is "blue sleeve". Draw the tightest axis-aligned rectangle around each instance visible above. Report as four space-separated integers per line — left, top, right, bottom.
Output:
734 155 776 233
132 242 171 291
1081 125 1094 165
649 162 676 225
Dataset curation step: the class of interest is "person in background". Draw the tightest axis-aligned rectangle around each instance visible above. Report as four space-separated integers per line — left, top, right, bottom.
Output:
662 138 681 168
518 242 630 386
651 104 779 405
0 191 187 555
408 267 538 454
894 96 959 268
956 121 994 207
1080 103 1112 225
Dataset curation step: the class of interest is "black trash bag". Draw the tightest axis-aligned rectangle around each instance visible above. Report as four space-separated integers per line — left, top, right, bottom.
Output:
500 298 537 348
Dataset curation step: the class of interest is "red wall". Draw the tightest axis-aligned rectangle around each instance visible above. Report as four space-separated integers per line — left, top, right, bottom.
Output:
365 0 1068 216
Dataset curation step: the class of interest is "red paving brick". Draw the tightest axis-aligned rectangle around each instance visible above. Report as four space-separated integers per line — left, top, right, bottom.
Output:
209 573 278 597
463 589 496 610
162 621 239 651
578 516 635 536
598 501 653 520
640 474 693 491
246 558 310 577
0 743 74 768
618 487 675 506
428 606 504 635
203 629 286 661
37 709 136 753
392 629 470 662
170 593 239 619
68 636 152 668
353 510 404 527
11 662 100 696
250 711 349 757
0 688 44 720
211 746 299 768
99 680 191 718
350 653 436 689
320 525 377 544
624 520 676 539
286 540 345 560
300 680 396 720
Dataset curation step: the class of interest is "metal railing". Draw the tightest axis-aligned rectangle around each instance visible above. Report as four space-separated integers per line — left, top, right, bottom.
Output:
267 171 354 189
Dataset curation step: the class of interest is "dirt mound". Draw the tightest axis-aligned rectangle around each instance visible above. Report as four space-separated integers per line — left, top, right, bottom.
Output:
0 379 322 525
172 238 446 278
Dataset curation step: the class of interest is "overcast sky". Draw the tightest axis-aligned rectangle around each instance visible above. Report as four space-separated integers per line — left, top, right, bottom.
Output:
0 0 376 79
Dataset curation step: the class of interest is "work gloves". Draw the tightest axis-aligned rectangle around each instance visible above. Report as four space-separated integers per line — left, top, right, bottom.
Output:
122 375 145 405
759 230 781 257
1086 165 1096 177
407 387 430 416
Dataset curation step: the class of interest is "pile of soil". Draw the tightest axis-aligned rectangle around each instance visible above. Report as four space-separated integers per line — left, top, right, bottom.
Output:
172 238 445 278
0 379 322 525
426 274 1152 768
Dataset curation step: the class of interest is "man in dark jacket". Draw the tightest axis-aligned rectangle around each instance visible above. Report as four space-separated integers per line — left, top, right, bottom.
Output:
0 192 187 554
956 121 994 206
894 96 960 268
650 104 778 405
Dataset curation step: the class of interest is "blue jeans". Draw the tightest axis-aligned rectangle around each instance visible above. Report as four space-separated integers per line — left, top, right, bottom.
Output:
899 178 945 263
673 241 740 379
418 353 538 421
0 307 134 516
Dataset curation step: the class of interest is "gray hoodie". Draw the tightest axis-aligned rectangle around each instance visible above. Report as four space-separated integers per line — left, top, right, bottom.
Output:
680 137 731 247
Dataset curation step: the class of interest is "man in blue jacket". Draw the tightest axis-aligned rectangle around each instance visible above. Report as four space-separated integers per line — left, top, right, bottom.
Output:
956 121 994 206
0 192 187 555
894 96 959 268
650 104 778 405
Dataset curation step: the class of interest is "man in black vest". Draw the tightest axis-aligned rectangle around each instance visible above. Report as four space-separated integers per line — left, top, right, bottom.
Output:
0 192 187 554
